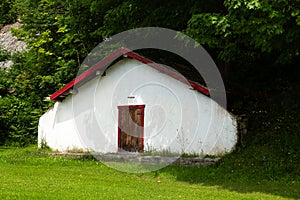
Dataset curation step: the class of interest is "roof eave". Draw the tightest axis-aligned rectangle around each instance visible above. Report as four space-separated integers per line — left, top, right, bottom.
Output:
50 48 210 101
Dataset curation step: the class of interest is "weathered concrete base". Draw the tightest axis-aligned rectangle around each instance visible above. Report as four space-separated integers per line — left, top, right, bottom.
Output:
45 152 221 167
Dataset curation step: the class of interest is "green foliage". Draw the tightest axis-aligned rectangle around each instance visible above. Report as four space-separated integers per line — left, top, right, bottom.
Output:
185 0 300 64
0 0 17 27
0 95 39 146
95 0 220 38
0 47 10 61
39 138 50 150
0 51 55 146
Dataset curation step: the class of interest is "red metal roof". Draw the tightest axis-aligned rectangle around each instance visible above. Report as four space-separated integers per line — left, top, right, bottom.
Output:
50 48 210 100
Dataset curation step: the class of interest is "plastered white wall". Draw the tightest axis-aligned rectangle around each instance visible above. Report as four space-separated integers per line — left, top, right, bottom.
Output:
38 59 237 155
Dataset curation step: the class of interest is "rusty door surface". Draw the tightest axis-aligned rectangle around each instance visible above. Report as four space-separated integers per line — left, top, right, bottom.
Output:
118 105 145 152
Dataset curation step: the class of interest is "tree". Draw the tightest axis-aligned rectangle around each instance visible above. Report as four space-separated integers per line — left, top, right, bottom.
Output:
0 0 129 145
94 0 221 38
185 0 300 64
1 0 299 147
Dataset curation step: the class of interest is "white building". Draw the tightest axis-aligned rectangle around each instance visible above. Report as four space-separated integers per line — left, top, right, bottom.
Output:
38 48 237 156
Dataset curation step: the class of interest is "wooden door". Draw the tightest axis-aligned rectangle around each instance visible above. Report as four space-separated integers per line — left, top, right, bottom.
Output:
118 105 145 152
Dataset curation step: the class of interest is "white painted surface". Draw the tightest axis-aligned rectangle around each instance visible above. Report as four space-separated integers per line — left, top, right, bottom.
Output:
38 59 237 155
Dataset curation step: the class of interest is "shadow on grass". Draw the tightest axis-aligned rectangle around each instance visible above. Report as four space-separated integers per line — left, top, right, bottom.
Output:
0 146 11 151
160 166 299 199
158 148 300 199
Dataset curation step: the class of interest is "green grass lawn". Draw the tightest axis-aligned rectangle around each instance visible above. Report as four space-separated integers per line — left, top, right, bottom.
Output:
0 146 299 200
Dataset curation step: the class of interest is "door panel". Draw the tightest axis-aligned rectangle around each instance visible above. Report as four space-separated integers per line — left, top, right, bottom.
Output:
118 105 145 152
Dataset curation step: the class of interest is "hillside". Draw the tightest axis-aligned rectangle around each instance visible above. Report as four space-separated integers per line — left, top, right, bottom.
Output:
0 0 299 183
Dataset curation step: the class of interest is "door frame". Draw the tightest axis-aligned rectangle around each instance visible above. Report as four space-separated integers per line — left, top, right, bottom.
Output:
117 105 145 152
